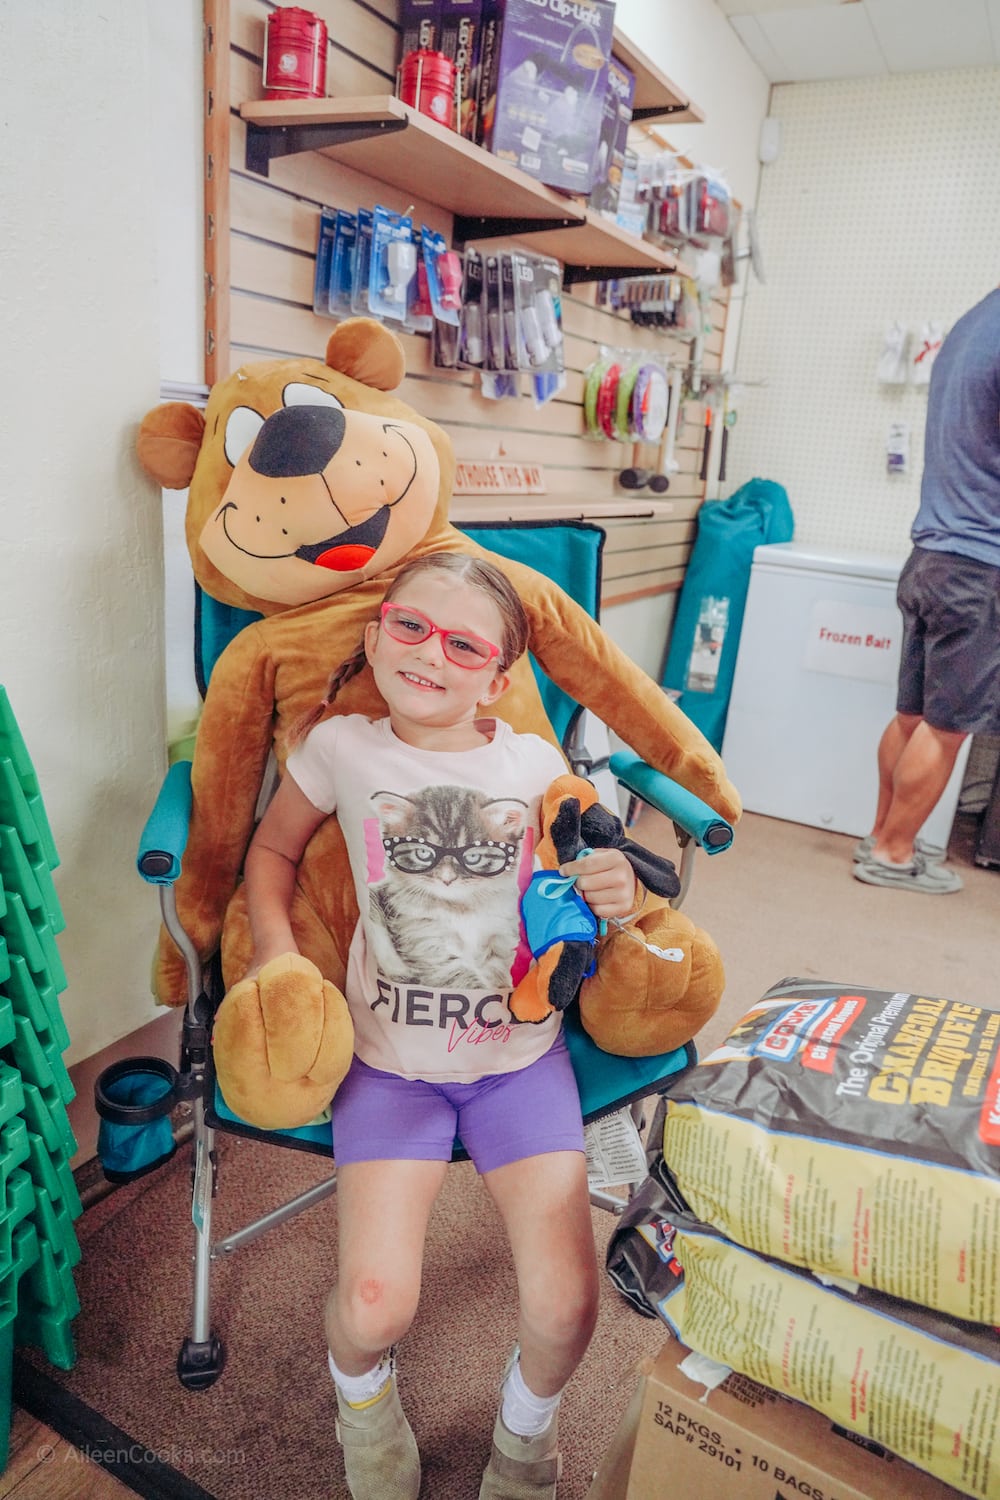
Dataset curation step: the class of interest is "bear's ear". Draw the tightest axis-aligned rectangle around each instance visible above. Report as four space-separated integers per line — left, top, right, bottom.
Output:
325 318 405 392
136 403 206 488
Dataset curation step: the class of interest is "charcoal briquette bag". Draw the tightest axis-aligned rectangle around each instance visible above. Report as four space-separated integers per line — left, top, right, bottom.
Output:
654 977 1000 1325
607 1172 998 1500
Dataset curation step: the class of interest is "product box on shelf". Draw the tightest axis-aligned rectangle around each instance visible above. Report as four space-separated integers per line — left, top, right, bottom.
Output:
400 0 442 57
440 0 483 139
614 148 647 237
587 1338 967 1500
588 54 635 219
479 0 617 195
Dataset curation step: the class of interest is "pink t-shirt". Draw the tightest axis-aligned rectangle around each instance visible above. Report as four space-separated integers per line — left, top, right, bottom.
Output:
286 714 567 1082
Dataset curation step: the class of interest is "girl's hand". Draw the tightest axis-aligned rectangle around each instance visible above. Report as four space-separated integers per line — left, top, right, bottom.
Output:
559 848 637 920
242 940 301 984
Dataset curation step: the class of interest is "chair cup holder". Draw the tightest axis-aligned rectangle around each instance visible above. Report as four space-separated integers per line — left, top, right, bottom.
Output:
94 1057 181 1184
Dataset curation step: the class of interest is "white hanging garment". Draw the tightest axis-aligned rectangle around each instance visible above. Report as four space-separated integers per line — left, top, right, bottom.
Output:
877 321 909 385
911 320 944 385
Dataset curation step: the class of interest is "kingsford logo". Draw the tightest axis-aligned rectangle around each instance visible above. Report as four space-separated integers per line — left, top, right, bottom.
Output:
755 999 833 1061
524 0 603 22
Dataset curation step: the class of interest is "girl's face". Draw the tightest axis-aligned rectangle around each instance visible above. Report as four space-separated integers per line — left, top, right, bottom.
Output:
364 573 511 748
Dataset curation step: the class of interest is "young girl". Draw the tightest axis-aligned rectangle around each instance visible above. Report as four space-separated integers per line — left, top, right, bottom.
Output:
241 553 638 1500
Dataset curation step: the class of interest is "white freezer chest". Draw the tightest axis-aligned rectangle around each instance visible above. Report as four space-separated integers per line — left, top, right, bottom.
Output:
720 543 969 842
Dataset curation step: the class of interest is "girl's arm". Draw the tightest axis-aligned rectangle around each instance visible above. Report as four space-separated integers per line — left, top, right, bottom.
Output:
243 775 328 976
558 847 638 920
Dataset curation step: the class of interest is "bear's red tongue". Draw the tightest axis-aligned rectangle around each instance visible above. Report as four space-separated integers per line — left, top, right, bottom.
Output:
314 543 376 571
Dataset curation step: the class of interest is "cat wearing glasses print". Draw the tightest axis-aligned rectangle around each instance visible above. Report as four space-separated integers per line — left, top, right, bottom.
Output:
368 785 529 989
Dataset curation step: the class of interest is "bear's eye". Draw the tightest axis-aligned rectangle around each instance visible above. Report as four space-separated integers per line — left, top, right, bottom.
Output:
224 405 265 467
282 382 345 412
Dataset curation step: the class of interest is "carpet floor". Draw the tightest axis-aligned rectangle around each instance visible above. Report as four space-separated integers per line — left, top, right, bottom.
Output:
16 1130 665 1500
16 808 997 1499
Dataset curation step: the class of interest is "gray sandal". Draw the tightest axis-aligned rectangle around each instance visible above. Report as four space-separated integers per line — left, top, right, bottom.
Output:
479 1410 561 1500
853 850 962 893
335 1364 421 1500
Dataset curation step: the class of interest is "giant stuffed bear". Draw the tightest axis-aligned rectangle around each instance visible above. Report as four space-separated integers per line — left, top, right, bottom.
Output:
137 318 739 1128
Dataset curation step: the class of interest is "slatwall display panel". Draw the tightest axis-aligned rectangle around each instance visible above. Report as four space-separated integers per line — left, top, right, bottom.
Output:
209 0 727 602
729 67 1000 556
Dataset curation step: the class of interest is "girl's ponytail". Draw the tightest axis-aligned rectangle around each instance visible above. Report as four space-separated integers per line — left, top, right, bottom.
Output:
288 634 368 746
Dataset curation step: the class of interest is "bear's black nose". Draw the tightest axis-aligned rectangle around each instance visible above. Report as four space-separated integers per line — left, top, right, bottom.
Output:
248 404 346 479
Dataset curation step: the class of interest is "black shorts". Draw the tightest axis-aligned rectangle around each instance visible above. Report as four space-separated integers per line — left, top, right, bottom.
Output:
896 545 1000 733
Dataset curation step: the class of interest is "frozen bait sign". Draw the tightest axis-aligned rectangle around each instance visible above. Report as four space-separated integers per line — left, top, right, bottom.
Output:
803 599 899 683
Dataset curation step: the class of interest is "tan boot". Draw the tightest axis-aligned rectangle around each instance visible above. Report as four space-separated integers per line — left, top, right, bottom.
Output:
478 1409 561 1500
335 1373 421 1500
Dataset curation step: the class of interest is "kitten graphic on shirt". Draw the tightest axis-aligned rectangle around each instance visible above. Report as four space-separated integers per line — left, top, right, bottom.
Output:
368 785 528 988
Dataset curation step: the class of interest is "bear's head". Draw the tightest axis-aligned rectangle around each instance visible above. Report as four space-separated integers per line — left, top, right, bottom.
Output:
137 319 452 616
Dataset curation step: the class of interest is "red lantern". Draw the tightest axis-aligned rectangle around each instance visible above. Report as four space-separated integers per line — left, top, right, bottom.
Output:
398 49 458 130
263 7 328 101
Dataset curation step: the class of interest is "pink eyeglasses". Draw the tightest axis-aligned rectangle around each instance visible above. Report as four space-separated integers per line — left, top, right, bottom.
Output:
379 603 501 669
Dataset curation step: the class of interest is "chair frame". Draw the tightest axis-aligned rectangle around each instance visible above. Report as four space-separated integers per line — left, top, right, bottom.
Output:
129 522 734 1390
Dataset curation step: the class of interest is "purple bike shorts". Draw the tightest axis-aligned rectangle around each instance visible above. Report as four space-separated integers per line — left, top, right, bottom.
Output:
330 1033 585 1174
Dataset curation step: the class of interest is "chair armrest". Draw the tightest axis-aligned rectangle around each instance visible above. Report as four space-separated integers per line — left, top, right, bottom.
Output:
609 752 734 854
136 761 193 884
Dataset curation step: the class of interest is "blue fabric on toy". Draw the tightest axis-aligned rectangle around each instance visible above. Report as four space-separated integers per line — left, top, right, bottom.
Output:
521 859 598 975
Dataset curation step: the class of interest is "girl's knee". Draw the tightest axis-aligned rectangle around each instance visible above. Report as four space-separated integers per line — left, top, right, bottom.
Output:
329 1275 418 1353
526 1270 599 1351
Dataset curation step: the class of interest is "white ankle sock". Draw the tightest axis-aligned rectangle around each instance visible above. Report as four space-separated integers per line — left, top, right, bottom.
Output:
328 1349 392 1408
501 1356 562 1438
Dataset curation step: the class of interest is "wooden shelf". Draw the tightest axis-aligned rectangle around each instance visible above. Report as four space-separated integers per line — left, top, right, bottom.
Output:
241 96 580 224
525 210 688 284
451 497 675 524
612 27 704 125
240 95 687 282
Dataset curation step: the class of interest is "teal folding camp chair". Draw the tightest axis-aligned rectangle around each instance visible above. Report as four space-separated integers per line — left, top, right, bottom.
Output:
119 520 734 1390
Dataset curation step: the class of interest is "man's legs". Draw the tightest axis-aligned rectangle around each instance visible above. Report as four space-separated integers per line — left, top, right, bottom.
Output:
871 712 920 837
869 713 967 864
855 711 966 889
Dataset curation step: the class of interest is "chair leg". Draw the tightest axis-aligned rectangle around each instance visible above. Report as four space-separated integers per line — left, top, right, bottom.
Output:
177 1096 226 1390
589 1186 628 1214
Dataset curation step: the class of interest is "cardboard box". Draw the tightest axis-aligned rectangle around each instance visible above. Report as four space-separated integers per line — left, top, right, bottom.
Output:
400 0 442 58
587 54 635 219
440 0 483 139
480 0 617 195
587 1338 968 1500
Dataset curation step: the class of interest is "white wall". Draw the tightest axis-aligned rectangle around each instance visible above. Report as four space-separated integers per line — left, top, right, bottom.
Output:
151 0 205 383
0 2 168 1061
149 0 207 749
729 66 1000 556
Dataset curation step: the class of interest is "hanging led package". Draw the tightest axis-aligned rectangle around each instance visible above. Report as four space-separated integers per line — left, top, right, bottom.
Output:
368 206 417 323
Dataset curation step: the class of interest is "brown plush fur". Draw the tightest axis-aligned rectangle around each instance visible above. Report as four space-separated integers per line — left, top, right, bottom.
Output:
212 954 354 1129
138 319 739 1127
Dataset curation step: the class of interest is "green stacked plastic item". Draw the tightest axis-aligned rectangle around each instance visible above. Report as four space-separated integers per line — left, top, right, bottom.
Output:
0 687 81 1470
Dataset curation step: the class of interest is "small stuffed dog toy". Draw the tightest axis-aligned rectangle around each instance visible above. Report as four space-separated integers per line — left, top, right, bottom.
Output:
512 776 725 1057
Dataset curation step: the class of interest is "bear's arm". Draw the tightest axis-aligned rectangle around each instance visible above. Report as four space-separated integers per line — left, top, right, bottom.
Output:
497 561 741 823
168 624 279 970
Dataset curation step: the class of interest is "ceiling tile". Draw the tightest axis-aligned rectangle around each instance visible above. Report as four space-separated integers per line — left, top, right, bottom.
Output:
718 0 845 12
755 5 888 80
729 14 793 80
867 0 997 72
